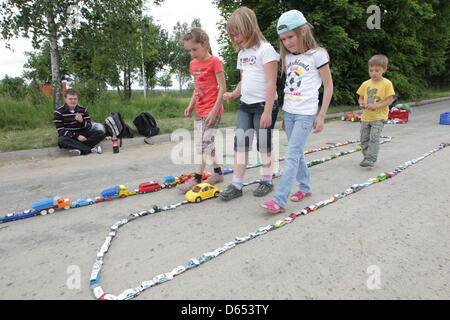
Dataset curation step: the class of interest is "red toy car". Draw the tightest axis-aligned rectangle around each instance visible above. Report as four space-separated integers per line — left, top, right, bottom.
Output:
139 181 162 193
178 173 195 183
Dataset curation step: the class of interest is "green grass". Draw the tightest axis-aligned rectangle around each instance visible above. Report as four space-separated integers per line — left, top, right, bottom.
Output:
1 88 449 152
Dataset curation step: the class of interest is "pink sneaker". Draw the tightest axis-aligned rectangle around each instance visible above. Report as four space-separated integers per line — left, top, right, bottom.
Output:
261 200 285 213
290 191 312 202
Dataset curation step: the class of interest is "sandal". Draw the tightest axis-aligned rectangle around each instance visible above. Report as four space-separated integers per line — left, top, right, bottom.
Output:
261 200 285 213
290 191 312 202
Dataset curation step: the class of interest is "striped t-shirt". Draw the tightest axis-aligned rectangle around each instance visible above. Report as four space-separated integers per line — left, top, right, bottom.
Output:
54 104 92 138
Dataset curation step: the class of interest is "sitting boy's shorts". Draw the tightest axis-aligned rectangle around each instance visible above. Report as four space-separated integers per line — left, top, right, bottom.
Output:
234 101 279 153
194 114 221 155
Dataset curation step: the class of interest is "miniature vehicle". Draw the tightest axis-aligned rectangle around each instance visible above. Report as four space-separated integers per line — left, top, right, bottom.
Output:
377 173 387 181
185 183 220 203
201 172 212 180
138 181 162 193
95 196 106 203
163 176 180 188
178 174 194 184
101 186 120 201
118 185 137 198
341 113 362 122
71 198 94 208
32 196 71 215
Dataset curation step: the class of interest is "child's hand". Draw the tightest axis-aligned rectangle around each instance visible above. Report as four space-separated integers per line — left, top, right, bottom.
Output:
184 105 194 118
366 104 376 110
313 114 325 133
260 111 272 129
77 135 87 142
205 110 218 127
223 92 233 103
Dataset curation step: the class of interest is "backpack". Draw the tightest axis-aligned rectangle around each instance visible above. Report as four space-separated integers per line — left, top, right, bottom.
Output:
133 112 160 138
104 112 134 146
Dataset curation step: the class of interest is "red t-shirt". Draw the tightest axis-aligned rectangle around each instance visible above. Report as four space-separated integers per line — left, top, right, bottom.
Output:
190 55 224 117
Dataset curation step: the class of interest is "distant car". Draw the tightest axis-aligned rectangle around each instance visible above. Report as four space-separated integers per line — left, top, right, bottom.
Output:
341 113 362 122
139 181 162 193
185 183 220 203
71 198 94 208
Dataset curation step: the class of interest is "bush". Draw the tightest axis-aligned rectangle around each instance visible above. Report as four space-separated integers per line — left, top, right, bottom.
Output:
0 75 27 99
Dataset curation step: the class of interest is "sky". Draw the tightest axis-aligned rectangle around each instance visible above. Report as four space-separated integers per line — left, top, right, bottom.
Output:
0 0 224 86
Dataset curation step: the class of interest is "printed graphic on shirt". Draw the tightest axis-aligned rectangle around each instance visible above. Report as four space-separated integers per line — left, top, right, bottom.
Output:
285 64 308 101
366 86 382 104
240 55 256 67
192 67 209 105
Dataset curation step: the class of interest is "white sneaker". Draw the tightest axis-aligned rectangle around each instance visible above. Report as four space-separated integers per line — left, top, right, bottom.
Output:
91 146 102 154
69 149 81 156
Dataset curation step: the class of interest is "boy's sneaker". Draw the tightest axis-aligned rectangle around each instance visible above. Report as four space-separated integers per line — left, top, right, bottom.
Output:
178 178 199 192
91 146 102 154
69 149 81 156
253 181 273 197
360 160 374 167
204 173 224 185
219 184 243 201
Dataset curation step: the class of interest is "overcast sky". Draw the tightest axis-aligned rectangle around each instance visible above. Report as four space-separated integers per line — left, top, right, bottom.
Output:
0 0 224 82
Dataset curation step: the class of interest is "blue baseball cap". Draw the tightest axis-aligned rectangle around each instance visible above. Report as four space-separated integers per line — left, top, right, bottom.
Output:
277 10 313 35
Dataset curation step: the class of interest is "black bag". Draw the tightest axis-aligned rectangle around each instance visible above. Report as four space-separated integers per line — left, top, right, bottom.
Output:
133 112 160 138
104 112 134 146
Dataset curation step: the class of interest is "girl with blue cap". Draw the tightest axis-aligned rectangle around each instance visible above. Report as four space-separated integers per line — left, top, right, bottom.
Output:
261 10 334 213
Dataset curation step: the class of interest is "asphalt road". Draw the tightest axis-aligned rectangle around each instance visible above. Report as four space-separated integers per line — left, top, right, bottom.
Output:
0 100 449 300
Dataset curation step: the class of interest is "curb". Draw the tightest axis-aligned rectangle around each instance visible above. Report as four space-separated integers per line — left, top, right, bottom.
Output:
1 96 449 162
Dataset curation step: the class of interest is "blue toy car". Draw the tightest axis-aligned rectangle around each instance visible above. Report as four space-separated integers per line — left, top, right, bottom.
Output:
71 198 94 208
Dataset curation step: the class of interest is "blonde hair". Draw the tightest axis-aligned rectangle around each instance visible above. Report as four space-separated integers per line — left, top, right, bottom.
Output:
368 54 388 68
183 27 213 55
226 6 267 51
279 24 326 73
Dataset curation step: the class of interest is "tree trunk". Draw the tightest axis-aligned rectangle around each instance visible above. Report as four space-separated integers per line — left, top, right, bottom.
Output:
46 9 62 109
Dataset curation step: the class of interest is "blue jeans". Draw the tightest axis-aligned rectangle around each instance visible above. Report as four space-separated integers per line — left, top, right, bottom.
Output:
234 101 279 152
274 112 315 208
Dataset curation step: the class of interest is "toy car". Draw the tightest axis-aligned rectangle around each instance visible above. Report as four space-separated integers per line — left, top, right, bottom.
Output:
139 181 162 193
341 113 362 122
163 176 180 188
71 198 94 208
185 183 220 203
95 196 106 203
178 174 194 184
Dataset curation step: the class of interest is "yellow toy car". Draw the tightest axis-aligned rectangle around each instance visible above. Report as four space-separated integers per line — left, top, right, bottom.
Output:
185 183 221 203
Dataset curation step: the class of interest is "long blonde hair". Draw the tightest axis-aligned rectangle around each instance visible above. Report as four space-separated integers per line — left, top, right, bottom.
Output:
226 6 267 51
183 27 213 55
279 24 326 72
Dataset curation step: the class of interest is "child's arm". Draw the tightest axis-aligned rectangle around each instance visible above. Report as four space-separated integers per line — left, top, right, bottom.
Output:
184 91 196 118
224 71 242 103
206 71 227 126
260 60 278 129
359 95 366 109
313 64 333 133
366 95 393 110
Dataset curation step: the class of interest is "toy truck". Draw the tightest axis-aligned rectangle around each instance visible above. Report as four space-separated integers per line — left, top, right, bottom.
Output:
100 185 137 201
32 196 72 215
163 176 180 188
118 185 137 198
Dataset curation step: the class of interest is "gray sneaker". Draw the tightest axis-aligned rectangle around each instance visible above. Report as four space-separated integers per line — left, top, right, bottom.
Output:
69 149 81 156
253 181 274 197
360 160 374 167
219 184 243 201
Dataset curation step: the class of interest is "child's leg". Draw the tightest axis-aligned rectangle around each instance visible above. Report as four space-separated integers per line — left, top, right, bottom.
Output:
273 113 315 208
365 120 384 163
360 121 371 159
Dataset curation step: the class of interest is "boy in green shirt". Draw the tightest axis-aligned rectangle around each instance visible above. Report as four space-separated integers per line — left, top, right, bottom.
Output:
357 54 395 167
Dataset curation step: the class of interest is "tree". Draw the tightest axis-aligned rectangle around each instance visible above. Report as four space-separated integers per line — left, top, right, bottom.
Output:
169 19 202 93
213 0 450 105
158 71 173 91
